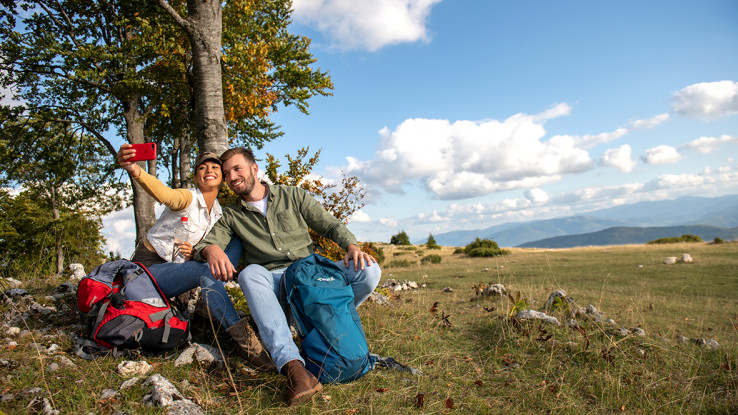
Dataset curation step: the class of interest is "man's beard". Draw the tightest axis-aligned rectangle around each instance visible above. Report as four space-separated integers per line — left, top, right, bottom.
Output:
233 173 256 196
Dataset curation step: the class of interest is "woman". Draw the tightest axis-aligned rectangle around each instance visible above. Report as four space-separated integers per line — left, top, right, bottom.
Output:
117 144 274 370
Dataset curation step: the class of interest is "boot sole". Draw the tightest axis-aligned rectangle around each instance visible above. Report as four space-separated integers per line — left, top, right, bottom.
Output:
287 382 323 407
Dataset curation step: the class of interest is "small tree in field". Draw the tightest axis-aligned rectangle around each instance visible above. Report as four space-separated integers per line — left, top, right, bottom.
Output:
426 233 441 250
390 231 411 245
464 238 509 257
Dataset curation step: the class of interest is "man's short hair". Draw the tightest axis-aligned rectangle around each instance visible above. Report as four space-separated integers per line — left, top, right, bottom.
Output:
220 147 256 165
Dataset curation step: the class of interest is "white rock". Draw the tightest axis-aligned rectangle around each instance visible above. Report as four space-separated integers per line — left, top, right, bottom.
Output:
174 343 223 367
482 284 506 296
615 328 631 336
664 257 678 265
407 281 419 289
1 278 22 288
120 377 143 390
442 287 454 293
143 374 194 408
632 327 646 337
368 292 389 305
677 335 689 343
514 309 560 326
7 341 17 348
55 356 76 368
544 290 567 309
680 253 693 263
393 285 403 292
99 389 119 400
6 327 20 336
164 400 206 415
117 360 153 377
47 363 60 372
69 263 86 281
45 344 61 354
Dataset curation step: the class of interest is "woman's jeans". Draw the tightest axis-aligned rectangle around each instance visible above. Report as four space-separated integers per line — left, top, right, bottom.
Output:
237 259 381 372
148 238 242 329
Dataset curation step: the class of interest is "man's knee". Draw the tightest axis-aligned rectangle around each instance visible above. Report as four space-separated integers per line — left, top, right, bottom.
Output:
237 264 271 287
364 264 381 290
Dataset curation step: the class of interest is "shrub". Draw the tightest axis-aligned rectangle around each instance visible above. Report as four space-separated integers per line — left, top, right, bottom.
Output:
361 242 384 264
453 248 465 254
390 230 411 245
464 238 508 257
713 237 724 244
387 259 415 268
647 234 704 244
425 233 441 250
421 254 442 264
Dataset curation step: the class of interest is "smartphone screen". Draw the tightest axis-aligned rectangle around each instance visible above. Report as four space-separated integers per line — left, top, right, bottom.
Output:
129 143 157 162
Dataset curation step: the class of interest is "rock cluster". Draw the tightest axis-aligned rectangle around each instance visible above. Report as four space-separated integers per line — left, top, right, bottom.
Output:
472 282 507 297
382 279 422 292
664 253 694 264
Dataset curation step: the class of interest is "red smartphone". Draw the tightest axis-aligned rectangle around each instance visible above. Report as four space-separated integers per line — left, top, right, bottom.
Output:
128 143 157 162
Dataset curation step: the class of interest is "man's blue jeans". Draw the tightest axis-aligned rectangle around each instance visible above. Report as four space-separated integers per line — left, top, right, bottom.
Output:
237 259 381 372
148 238 243 329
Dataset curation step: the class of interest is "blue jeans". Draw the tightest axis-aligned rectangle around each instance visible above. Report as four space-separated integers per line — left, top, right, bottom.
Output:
149 238 243 329
237 259 381 372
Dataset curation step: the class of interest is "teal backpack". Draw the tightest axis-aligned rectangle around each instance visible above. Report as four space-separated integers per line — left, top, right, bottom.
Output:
282 254 374 383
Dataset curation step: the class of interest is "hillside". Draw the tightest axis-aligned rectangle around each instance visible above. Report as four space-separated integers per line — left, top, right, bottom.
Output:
428 194 738 247
517 225 738 248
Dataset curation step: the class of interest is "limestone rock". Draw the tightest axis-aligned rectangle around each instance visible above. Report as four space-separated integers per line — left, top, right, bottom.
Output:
142 374 203 414
631 327 646 337
174 343 223 367
482 284 506 296
4 288 28 298
442 287 454 293
120 377 143 390
664 257 678 265
544 290 567 310
680 253 693 263
99 389 120 401
118 360 153 377
1 278 22 289
514 309 560 326
69 263 86 281
368 291 389 305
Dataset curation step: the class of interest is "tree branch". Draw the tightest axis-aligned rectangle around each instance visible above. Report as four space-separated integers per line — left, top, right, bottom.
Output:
155 0 192 33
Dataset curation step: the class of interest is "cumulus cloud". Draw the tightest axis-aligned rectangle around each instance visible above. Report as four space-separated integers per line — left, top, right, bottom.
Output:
524 188 549 203
348 210 371 223
681 134 738 154
378 217 398 228
574 113 670 148
291 0 441 51
600 144 637 172
641 145 683 165
672 80 738 119
346 105 593 200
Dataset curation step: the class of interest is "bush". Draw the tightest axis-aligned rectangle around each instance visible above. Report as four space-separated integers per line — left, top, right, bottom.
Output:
390 230 411 245
647 234 704 244
421 254 442 264
453 248 465 254
713 237 724 244
361 242 384 264
387 259 415 268
463 238 508 257
425 233 441 250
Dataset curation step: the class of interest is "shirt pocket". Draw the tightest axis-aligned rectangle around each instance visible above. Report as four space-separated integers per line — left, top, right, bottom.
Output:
276 210 302 233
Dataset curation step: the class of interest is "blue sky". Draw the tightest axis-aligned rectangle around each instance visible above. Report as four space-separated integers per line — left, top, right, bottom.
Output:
103 0 738 255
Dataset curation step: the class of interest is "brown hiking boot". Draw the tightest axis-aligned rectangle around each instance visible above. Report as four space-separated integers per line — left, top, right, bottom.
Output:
284 360 323 406
227 317 276 372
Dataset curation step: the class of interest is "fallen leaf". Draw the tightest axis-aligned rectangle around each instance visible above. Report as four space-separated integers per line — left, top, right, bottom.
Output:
321 395 332 402
464 356 473 362
474 380 483 386
483 306 496 312
548 385 558 393
445 397 454 409
430 302 439 316
376 387 389 393
414 393 425 408
343 410 359 414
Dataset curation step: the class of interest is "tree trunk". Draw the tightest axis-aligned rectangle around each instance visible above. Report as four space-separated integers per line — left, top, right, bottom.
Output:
179 133 193 189
50 185 64 274
121 95 156 243
157 0 229 156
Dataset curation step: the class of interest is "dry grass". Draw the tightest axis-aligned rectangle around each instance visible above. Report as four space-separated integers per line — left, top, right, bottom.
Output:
1 242 736 414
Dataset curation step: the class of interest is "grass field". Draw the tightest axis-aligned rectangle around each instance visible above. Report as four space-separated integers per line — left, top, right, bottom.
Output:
1 242 736 414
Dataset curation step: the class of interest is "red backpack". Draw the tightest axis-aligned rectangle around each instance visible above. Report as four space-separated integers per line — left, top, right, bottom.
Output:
75 260 190 358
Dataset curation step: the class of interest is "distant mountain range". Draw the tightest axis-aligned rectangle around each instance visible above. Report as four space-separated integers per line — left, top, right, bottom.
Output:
424 195 738 248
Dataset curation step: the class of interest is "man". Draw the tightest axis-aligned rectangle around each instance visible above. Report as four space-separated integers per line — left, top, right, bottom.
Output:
194 147 381 407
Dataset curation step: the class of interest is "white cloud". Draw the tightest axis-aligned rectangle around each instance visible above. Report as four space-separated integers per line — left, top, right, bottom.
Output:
641 145 683 165
600 144 637 172
681 134 738 154
348 210 371 223
102 206 136 258
291 0 441 52
672 80 738 120
575 113 670 148
346 105 593 200
378 217 398 228
524 188 549 203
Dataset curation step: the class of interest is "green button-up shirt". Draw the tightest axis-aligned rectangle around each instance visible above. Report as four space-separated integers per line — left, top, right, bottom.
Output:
194 183 358 270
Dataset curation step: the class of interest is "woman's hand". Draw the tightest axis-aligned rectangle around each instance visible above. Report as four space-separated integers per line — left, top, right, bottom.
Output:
116 143 141 178
178 242 194 261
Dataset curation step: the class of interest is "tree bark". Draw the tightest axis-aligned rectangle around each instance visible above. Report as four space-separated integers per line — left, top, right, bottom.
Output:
121 95 156 243
157 0 229 156
50 185 63 274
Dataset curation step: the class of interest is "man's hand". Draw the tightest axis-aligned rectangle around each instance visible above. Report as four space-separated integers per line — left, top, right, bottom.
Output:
343 244 376 271
202 245 236 282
